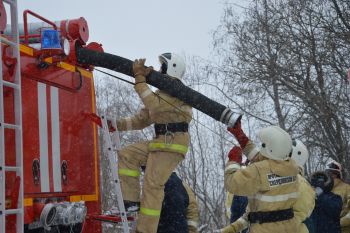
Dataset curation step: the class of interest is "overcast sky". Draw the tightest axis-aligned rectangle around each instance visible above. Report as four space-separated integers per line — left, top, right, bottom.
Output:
17 0 247 69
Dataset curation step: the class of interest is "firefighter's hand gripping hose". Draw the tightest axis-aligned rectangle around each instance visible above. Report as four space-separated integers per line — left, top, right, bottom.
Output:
133 58 153 84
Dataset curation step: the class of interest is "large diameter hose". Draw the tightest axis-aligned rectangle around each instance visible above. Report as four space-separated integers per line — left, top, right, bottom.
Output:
76 47 238 126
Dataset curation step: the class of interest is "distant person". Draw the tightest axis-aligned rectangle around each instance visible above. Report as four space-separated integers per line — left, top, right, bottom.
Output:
157 172 199 233
326 160 350 233
308 171 342 233
223 192 248 233
290 139 315 233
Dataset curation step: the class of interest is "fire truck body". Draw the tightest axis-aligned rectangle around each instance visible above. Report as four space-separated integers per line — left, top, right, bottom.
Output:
2 4 103 232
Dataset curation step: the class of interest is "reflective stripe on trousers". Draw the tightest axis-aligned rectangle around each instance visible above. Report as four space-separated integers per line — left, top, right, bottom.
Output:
140 207 161 217
250 191 299 202
149 142 188 154
119 169 140 177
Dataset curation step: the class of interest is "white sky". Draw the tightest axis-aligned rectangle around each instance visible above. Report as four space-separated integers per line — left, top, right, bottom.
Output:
17 0 248 68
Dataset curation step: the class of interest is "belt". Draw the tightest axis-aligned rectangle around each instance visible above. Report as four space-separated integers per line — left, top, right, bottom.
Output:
248 208 294 224
154 122 188 135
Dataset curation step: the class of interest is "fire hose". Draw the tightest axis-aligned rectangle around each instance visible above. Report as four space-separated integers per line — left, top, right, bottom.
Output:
75 46 239 126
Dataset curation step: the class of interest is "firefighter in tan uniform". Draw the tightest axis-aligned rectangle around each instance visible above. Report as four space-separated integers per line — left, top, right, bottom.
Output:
224 119 299 233
183 182 200 233
156 172 199 233
290 139 315 233
216 139 315 233
326 160 350 233
114 53 192 233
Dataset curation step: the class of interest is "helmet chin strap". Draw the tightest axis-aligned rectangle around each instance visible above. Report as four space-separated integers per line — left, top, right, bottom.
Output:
160 62 168 74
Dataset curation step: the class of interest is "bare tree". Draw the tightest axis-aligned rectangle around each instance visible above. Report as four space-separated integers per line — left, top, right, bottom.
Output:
211 0 350 178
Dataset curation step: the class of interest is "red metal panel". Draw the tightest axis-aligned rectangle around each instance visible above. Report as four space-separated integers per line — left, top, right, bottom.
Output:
4 49 101 230
59 77 96 194
21 77 41 194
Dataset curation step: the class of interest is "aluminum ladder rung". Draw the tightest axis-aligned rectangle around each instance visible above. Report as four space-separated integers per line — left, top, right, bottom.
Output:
2 80 19 90
0 0 23 232
2 123 20 130
5 208 22 215
5 166 21 172
3 0 16 6
0 37 18 48
101 115 132 233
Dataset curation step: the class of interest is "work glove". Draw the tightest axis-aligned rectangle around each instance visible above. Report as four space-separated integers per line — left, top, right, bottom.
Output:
227 115 249 149
315 187 323 196
133 58 153 84
228 146 243 164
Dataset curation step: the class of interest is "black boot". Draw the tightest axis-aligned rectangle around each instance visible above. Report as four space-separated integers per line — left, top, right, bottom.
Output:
124 200 140 212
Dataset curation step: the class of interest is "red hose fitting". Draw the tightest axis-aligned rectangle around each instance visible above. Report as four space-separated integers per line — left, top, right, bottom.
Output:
85 42 104 53
60 17 89 44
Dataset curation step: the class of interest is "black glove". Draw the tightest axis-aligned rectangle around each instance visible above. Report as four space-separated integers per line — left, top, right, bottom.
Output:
310 173 326 190
310 171 334 193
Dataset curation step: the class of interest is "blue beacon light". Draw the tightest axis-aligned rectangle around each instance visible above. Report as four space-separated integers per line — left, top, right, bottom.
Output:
41 29 61 49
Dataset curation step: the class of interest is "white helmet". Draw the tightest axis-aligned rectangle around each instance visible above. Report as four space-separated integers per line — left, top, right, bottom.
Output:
326 160 343 179
159 53 186 79
291 139 309 168
258 126 292 161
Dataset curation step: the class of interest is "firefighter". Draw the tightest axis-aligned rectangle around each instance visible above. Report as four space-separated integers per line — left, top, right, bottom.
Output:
222 179 249 233
225 191 248 230
157 172 199 233
214 147 249 233
225 119 299 233
308 171 342 233
113 53 192 233
225 192 233 220
325 160 350 233
224 168 248 233
216 139 314 233
290 139 315 233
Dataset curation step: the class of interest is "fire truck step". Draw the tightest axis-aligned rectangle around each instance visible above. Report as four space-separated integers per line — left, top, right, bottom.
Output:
5 208 22 215
5 166 21 172
89 214 135 224
0 36 18 48
3 80 20 90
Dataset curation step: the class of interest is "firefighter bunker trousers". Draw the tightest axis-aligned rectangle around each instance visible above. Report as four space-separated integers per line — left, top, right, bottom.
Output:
118 141 184 233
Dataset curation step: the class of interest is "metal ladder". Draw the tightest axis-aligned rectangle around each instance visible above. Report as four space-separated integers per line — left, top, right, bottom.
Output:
100 115 131 233
0 0 24 233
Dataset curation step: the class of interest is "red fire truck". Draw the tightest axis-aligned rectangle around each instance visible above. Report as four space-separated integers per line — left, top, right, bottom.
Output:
0 1 122 232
